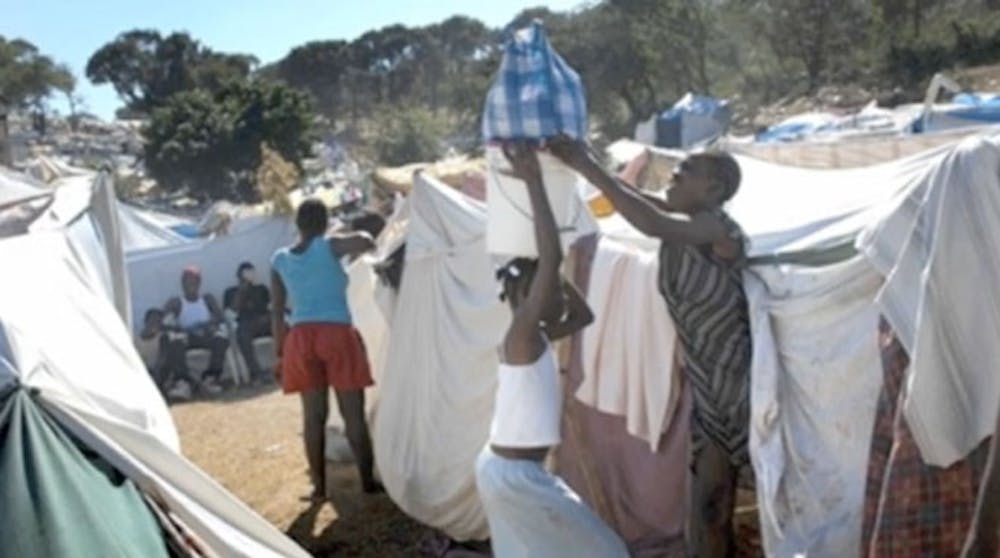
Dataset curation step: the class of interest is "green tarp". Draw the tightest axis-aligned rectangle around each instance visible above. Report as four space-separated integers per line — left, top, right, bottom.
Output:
0 387 170 558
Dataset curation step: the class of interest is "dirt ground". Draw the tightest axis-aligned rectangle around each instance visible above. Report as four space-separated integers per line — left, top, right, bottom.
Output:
171 384 762 557
170 384 433 557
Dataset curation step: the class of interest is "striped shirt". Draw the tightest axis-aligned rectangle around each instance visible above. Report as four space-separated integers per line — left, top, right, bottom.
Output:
657 209 752 466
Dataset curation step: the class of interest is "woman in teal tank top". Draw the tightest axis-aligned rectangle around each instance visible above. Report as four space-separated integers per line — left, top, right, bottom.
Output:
271 199 381 497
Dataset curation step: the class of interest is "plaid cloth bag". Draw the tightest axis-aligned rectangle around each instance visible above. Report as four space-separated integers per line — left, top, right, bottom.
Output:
482 20 588 142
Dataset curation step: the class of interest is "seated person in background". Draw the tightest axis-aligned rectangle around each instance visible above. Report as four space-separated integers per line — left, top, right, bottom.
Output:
162 267 228 397
135 308 167 390
224 262 272 383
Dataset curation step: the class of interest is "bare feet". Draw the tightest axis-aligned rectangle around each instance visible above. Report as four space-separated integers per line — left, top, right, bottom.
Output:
299 487 326 503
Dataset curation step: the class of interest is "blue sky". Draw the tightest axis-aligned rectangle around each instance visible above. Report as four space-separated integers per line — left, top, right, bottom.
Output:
1 0 583 119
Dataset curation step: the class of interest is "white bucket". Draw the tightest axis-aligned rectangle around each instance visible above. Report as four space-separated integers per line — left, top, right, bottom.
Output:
485 146 591 258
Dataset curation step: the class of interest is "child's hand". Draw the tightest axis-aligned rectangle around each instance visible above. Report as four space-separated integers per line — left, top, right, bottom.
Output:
501 141 542 185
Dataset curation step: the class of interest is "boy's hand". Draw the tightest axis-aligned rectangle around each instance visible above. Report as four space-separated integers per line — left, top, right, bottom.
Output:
547 135 593 169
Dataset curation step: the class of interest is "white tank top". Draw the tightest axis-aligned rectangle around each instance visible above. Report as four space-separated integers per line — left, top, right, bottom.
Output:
177 297 211 329
489 344 562 448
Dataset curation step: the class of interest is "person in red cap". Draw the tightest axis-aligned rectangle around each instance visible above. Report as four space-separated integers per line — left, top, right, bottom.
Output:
160 266 230 399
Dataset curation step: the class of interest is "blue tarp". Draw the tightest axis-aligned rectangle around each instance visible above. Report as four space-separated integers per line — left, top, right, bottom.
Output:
654 93 731 148
169 224 201 238
755 113 840 143
914 92 1000 133
953 92 1000 107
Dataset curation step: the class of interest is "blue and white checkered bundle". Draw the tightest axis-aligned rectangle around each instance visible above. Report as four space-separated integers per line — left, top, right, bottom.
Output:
482 21 588 143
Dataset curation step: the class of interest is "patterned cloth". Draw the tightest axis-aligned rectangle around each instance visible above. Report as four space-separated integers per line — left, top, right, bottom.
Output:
861 319 991 557
481 20 587 142
657 208 752 470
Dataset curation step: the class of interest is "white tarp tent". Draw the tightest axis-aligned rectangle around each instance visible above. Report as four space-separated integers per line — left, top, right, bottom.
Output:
365 141 938 548
575 141 926 556
117 203 192 252
858 135 1000 467
19 167 199 329
373 172 510 541
0 231 309 557
745 256 883 557
734 134 1000 556
22 154 92 184
0 168 53 236
726 146 945 259
0 167 50 210
723 124 991 169
28 172 133 329
17 157 193 254
504 133 998 556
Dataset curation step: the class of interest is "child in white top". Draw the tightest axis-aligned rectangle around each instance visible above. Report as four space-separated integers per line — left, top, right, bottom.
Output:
474 142 628 558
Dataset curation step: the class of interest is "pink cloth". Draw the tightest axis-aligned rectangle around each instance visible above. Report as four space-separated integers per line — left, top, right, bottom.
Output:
459 171 487 202
577 235 680 450
555 234 690 557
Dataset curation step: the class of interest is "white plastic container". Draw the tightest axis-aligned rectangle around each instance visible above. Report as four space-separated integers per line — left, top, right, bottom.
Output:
485 146 594 258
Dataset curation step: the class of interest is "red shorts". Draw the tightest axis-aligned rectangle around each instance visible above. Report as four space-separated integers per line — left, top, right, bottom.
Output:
279 323 374 393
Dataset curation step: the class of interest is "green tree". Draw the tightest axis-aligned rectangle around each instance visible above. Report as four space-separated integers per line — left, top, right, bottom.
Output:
350 25 431 106
143 80 314 202
422 17 496 137
0 36 74 112
86 30 256 114
269 40 352 123
372 106 446 166
753 0 871 92
266 17 496 141
54 73 88 131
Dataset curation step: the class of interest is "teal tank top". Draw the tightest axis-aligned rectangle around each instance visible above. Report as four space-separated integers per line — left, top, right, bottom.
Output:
271 237 352 326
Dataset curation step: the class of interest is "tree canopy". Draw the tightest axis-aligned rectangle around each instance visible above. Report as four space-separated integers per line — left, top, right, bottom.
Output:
258 0 1000 141
143 80 314 202
86 30 257 115
0 36 73 112
75 0 1000 184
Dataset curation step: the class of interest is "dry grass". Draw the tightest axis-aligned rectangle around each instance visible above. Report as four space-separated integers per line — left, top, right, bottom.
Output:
171 385 762 557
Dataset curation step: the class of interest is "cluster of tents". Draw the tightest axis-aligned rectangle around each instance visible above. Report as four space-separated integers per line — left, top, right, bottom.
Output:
641 76 1000 164
363 122 1000 556
3 101 1000 557
0 161 312 556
